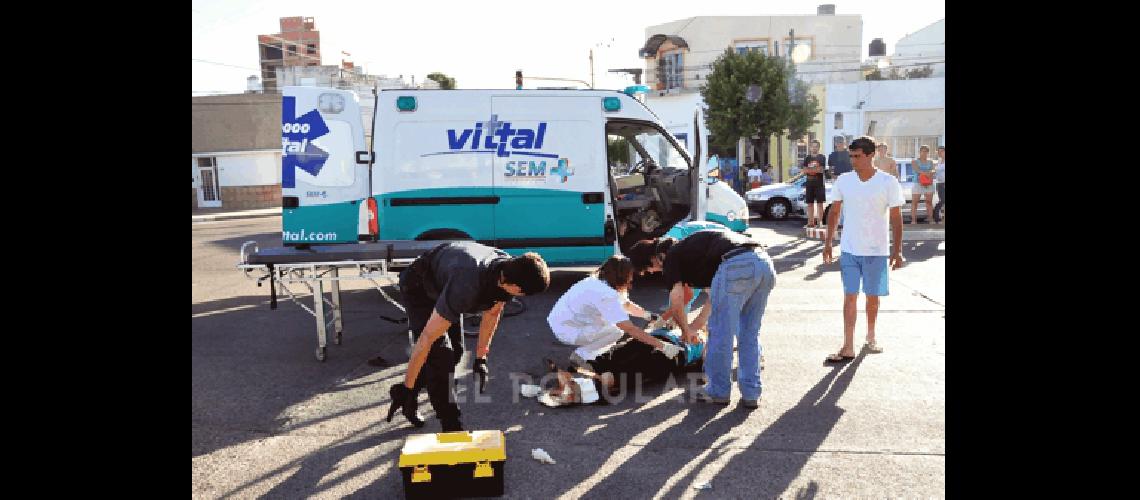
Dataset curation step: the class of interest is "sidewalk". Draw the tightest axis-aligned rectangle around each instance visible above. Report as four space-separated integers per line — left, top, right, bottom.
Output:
192 207 281 223
804 223 945 241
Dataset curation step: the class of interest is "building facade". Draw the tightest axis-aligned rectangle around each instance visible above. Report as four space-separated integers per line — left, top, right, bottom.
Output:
640 7 862 186
892 19 944 78
825 77 945 162
192 94 283 210
258 16 322 93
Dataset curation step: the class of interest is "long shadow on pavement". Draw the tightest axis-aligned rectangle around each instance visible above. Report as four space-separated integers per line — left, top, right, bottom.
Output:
692 351 868 498
192 289 409 459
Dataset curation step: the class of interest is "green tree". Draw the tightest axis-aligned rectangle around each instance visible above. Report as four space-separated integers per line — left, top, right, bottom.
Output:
905 65 934 79
607 136 631 167
426 72 457 89
700 49 821 160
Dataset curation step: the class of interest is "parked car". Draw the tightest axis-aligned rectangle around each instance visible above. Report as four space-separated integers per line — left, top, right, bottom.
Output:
745 159 942 222
889 159 943 223
745 172 829 220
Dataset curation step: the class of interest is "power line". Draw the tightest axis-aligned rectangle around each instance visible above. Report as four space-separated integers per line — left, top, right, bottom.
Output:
193 58 259 71
650 60 943 76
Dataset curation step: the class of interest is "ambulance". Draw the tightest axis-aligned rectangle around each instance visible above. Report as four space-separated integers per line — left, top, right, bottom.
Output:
279 87 749 265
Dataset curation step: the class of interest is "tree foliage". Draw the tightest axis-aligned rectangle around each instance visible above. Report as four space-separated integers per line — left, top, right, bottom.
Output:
700 48 821 150
426 72 457 90
865 64 934 81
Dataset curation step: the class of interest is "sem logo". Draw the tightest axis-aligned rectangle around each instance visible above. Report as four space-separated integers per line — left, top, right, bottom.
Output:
503 158 573 183
422 115 559 160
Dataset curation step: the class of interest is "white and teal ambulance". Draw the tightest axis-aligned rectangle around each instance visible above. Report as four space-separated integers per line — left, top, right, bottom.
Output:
279 87 749 265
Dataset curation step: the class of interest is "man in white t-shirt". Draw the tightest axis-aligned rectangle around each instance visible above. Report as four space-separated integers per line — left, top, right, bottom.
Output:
821 137 906 362
547 256 681 364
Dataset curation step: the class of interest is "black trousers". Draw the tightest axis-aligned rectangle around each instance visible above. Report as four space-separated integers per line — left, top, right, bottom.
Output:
587 335 695 385
399 270 464 424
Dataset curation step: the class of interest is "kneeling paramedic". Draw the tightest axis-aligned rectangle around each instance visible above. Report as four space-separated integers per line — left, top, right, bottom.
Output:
628 229 775 408
386 242 551 431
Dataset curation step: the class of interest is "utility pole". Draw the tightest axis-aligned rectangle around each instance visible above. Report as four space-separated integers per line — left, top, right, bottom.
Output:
589 49 595 89
778 28 796 181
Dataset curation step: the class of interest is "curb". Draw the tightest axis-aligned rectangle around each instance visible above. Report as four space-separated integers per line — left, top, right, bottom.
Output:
192 210 281 223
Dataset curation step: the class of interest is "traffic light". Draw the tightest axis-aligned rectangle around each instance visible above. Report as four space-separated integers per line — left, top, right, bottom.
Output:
515 70 523 90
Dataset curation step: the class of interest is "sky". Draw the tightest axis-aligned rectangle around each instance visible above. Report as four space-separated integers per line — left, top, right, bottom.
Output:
192 0 944 95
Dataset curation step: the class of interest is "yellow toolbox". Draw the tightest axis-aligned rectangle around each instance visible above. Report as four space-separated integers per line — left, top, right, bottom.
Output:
398 430 506 499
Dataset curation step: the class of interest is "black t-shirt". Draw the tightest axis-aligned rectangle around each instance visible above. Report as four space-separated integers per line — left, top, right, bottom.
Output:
803 153 827 186
662 229 759 288
411 242 513 323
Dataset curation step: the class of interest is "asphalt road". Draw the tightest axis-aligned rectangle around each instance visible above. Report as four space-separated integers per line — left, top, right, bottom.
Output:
193 215 945 498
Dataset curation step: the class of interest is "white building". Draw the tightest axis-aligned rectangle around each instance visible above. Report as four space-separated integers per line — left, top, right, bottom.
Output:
825 77 945 160
892 19 945 78
641 10 863 96
639 6 863 185
823 17 945 161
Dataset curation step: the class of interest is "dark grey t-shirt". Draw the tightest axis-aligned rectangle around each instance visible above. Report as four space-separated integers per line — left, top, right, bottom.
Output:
412 242 513 323
828 150 853 176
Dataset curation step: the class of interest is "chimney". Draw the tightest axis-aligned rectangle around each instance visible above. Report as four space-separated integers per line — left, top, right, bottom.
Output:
869 38 886 57
817 4 835 15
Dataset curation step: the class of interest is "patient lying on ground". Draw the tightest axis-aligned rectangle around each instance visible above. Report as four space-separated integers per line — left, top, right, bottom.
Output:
537 325 706 407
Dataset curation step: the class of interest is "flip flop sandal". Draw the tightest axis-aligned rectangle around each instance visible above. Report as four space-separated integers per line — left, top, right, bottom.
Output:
825 353 855 363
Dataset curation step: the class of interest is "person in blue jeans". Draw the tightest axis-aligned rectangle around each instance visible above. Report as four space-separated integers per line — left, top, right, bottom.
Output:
659 219 730 315
628 228 775 408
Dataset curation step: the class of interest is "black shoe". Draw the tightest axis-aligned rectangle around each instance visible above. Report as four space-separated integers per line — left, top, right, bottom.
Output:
441 419 464 432
387 385 425 428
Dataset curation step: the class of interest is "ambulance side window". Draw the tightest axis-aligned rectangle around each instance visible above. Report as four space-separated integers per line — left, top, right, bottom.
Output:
637 130 688 172
605 121 689 174
607 134 633 175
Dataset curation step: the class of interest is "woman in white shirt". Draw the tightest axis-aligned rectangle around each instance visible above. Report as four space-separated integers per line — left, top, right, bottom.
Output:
547 256 681 364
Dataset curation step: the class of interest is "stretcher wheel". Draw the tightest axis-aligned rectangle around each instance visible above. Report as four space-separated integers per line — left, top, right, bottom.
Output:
335 332 342 345
316 347 327 362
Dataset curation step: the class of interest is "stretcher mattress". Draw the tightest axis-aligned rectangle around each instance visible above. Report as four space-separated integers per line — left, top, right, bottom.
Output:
245 240 464 265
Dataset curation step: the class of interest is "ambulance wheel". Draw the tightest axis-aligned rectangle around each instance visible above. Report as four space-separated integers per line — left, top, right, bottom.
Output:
316 347 327 362
335 332 342 345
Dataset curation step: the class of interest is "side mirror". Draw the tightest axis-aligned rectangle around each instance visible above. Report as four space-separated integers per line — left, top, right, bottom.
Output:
704 155 719 176
704 156 720 183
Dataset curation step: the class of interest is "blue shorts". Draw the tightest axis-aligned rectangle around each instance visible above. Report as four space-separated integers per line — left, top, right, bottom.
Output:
839 253 889 296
